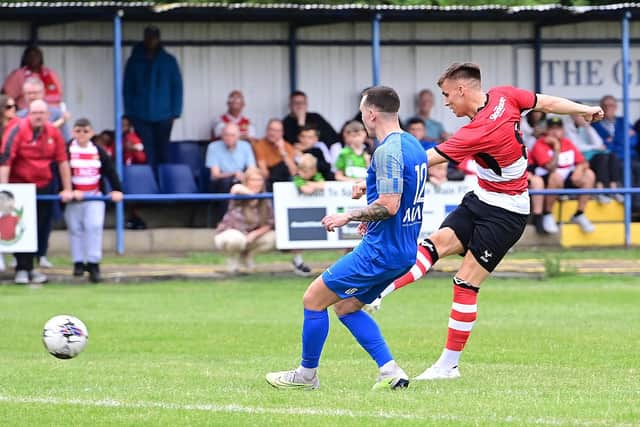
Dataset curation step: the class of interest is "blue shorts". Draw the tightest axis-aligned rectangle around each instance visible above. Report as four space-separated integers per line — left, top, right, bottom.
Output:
322 251 411 304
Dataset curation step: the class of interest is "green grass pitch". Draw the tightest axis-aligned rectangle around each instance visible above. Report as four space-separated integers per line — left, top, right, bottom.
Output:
0 274 638 426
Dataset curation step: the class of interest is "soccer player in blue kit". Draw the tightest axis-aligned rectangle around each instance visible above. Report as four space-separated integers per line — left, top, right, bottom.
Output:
266 86 428 390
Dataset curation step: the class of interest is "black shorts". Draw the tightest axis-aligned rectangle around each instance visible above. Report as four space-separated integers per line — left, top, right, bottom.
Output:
541 172 577 189
440 192 528 272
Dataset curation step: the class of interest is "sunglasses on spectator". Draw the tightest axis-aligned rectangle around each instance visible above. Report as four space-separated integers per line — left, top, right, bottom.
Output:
4 104 15 110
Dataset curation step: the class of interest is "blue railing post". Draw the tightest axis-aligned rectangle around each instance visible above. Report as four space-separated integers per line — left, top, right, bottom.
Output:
288 24 297 94
372 13 382 86
621 11 632 247
114 10 125 254
533 23 542 93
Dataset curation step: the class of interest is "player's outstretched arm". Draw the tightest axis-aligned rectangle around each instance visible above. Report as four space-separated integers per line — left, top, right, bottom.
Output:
426 148 448 167
321 193 400 232
535 95 604 123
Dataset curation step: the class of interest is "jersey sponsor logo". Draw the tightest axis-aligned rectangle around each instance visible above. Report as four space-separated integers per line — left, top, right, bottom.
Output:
489 96 506 121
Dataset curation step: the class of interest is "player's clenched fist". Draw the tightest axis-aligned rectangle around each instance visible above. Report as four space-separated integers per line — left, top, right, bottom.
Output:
321 213 351 232
583 106 604 123
352 181 366 199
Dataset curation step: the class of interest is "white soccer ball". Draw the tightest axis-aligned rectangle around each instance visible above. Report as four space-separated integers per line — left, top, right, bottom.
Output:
42 315 89 359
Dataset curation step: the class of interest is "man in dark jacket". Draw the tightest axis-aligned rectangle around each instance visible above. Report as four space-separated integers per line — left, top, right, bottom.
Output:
124 26 183 170
282 91 338 149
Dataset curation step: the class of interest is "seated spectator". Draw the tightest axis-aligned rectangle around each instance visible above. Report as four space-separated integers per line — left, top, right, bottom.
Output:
591 95 640 215
205 122 256 225
529 117 596 234
252 119 297 191
283 90 339 149
334 120 370 181
17 77 70 141
563 113 622 204
214 168 275 274
0 95 18 139
405 117 439 151
413 89 448 142
521 110 546 150
65 118 123 283
294 126 334 180
212 90 255 141
3 46 63 110
294 154 325 195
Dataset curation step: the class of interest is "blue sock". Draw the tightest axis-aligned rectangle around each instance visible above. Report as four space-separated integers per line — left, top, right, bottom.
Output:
301 308 329 369
338 310 393 367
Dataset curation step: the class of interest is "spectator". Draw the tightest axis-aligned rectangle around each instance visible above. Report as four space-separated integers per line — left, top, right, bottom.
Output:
521 110 547 150
413 89 448 142
294 153 325 195
212 90 255 141
563 113 622 204
2 46 63 110
205 123 256 225
591 95 640 214
294 126 334 180
333 120 370 181
213 168 275 274
0 100 73 284
17 77 70 141
65 118 123 283
124 25 183 170
98 118 147 166
283 91 338 148
0 95 18 138
529 117 596 234
405 117 438 151
252 119 297 191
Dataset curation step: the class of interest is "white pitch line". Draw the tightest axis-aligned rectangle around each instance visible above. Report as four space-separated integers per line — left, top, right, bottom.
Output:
0 395 632 427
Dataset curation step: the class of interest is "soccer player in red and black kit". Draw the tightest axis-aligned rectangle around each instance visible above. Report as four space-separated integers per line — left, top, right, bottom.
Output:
367 63 604 380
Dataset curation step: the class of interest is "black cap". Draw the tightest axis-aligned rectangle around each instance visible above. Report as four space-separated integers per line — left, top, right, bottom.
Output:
546 117 563 128
144 25 161 38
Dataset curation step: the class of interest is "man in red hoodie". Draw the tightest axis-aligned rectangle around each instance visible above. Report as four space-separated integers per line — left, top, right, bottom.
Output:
0 99 73 284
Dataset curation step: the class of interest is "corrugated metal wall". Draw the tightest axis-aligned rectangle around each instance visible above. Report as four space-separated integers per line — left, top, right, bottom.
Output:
0 20 636 141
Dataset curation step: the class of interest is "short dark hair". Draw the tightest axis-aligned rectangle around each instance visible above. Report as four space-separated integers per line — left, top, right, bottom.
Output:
437 62 481 87
405 117 425 128
73 118 92 128
290 90 307 99
298 124 318 136
360 86 400 113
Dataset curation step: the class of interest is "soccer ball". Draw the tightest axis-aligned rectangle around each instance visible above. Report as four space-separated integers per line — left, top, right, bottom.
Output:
42 315 89 359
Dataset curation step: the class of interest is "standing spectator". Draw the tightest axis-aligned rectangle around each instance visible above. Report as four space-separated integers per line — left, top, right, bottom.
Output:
0 100 73 284
521 110 547 150
282 91 338 148
124 25 183 170
529 117 596 234
2 46 63 110
294 126 334 180
591 95 640 213
212 90 255 141
333 120 370 181
205 123 256 225
413 89 448 142
252 119 297 191
65 118 123 283
214 168 275 273
563 114 622 204
17 77 70 141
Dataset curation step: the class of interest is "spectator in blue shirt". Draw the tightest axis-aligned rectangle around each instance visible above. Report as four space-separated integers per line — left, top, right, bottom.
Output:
591 95 640 214
124 26 183 171
414 89 448 142
205 123 256 225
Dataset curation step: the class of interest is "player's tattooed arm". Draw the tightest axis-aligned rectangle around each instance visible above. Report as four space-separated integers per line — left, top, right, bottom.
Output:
348 202 391 222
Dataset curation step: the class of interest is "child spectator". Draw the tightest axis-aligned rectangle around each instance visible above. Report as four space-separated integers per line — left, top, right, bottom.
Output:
214 168 275 274
97 117 147 166
529 117 596 234
334 120 370 181
294 126 334 180
65 118 123 282
294 153 325 195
